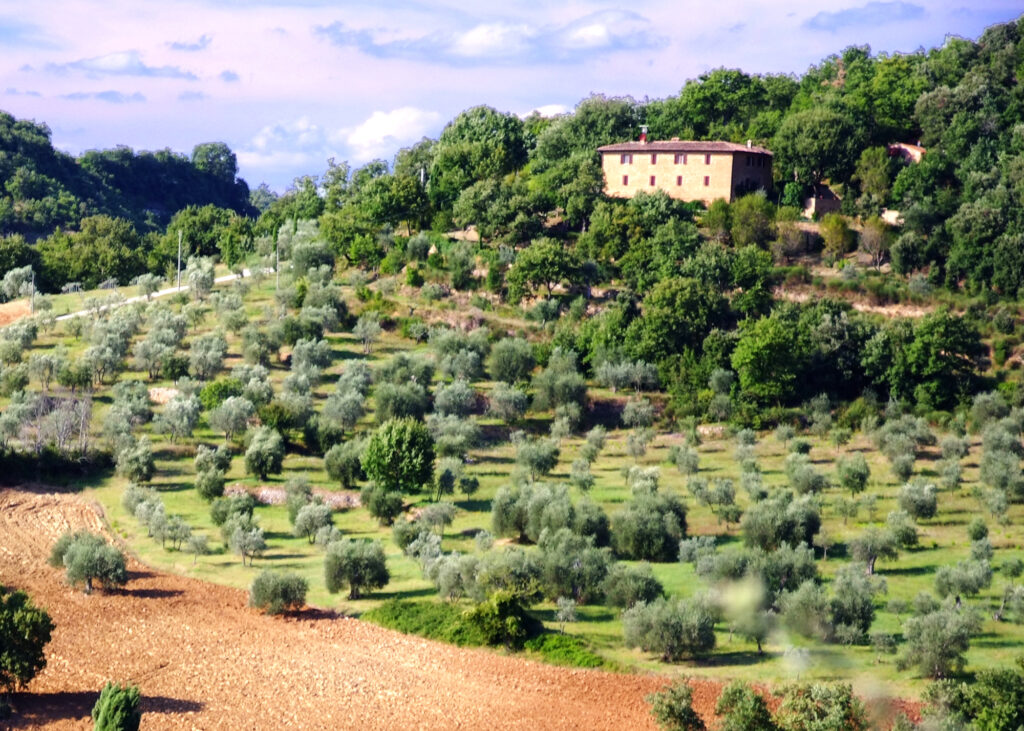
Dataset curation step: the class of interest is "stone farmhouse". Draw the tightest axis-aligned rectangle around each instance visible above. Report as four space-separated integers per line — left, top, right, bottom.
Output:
598 131 773 205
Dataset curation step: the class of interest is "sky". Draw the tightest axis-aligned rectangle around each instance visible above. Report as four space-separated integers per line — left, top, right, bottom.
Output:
0 1 1021 191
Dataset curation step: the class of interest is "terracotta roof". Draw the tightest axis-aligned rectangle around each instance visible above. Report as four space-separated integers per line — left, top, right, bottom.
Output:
598 140 773 155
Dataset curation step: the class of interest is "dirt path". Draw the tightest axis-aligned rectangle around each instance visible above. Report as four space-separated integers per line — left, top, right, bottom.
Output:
0 488 689 730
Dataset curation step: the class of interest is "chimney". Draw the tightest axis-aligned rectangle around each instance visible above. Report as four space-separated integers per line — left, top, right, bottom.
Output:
746 139 752 149
639 125 648 143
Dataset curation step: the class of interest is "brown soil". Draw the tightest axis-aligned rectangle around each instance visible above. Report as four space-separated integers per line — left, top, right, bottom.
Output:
0 488 677 730
0 299 31 327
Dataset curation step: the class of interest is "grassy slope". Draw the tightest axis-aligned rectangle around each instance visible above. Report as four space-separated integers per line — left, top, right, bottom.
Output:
13 268 1024 699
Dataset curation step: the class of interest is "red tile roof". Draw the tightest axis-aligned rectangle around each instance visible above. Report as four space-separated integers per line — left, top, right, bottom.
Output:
598 140 773 155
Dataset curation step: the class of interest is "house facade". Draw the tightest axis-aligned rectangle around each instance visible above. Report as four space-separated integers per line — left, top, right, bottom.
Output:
597 138 773 205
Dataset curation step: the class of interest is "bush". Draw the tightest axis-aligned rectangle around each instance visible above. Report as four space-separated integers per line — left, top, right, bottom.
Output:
361 599 487 646
523 634 605 669
464 590 538 649
900 607 982 678
836 454 869 495
0 587 54 693
324 438 366 488
91 681 141 731
488 337 536 384
243 426 284 480
361 418 436 493
623 596 717 662
647 679 706 731
249 571 308 615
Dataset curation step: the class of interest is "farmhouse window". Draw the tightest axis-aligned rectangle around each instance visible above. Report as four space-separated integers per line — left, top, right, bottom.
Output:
676 175 682 186
622 175 629 185
649 175 656 186
704 154 711 165
651 154 657 164
704 176 710 186
620 153 632 164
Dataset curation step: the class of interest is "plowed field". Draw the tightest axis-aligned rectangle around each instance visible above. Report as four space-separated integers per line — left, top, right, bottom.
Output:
1 488 707 730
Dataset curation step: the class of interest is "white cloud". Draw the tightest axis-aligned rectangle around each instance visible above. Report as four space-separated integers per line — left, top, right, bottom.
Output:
46 50 197 79
524 104 569 118
345 107 440 161
450 23 535 59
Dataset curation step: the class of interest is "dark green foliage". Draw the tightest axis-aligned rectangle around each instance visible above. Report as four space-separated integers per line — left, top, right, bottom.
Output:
249 571 308 615
536 528 611 604
647 679 706 731
324 439 366 488
0 587 54 692
523 634 605 668
91 681 141 731
715 680 777 731
199 378 244 411
925 660 1024 731
243 426 284 480
464 590 538 649
740 492 819 552
361 418 435 493
774 683 868 731
48 531 127 594
359 485 405 525
361 599 487 646
488 337 536 384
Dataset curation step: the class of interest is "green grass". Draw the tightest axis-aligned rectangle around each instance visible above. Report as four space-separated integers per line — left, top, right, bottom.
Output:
523 633 608 669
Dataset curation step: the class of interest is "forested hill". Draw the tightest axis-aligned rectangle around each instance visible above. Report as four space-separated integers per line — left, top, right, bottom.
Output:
0 111 254 239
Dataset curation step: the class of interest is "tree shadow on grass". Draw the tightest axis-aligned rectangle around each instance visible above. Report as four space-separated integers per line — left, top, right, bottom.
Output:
373 586 436 601
878 564 936 577
695 650 774 667
9 691 203 727
121 587 185 599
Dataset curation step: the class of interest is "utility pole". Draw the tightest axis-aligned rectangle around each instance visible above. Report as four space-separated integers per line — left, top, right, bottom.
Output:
176 229 183 291
29 269 34 314
275 230 279 292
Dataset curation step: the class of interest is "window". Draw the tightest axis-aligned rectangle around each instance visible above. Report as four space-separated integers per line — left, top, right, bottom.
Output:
651 153 658 164
676 175 682 186
622 175 629 185
704 154 711 165
703 176 710 186
674 153 682 164
649 175 656 186
620 153 632 164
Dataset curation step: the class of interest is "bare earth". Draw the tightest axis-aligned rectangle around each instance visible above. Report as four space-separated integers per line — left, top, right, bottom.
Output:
0 488 699 730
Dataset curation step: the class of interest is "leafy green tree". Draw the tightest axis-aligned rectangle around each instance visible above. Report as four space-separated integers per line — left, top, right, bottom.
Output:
647 679 706 731
603 563 664 609
623 595 717 661
115 437 155 485
48 531 128 594
612 492 688 562
900 607 981 678
898 480 938 521
249 571 308 615
324 539 390 599
293 503 333 543
0 587 54 695
488 383 530 423
731 192 775 248
849 527 899 575
506 239 579 299
626 277 726 365
731 310 808 406
488 337 535 384
361 418 435 493
244 426 284 480
91 681 141 731
773 107 866 187
836 454 870 496
324 439 366 488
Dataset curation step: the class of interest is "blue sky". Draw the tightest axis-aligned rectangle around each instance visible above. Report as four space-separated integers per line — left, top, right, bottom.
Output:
0 1 1020 191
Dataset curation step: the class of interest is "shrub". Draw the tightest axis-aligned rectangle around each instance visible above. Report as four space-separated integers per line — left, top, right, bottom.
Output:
243 426 284 480
623 595 717 661
464 590 537 649
361 599 486 646
836 454 870 496
488 337 536 384
249 570 308 615
647 679 706 731
91 682 141 731
900 607 982 678
488 382 529 423
361 418 436 493
523 634 604 668
324 438 366 488
0 587 54 693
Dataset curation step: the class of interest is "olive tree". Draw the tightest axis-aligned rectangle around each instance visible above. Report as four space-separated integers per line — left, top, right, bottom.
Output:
48 531 128 594
623 595 717 661
209 396 255 442
244 426 285 480
324 539 390 599
249 570 308 614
